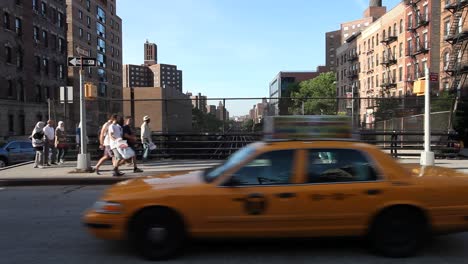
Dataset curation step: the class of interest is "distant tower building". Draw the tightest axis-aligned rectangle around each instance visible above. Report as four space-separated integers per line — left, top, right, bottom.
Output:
369 0 382 7
144 40 158 66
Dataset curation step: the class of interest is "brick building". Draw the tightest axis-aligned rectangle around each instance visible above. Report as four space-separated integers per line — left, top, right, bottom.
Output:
0 0 67 138
66 0 123 132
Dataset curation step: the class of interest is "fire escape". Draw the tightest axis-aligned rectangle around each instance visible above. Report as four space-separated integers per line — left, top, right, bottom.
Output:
405 0 430 93
444 0 468 94
380 34 398 93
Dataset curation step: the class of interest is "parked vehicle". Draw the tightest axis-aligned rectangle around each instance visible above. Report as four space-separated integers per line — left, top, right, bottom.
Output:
0 140 36 168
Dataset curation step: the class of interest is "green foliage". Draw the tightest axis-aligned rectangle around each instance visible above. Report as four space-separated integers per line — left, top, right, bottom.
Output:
373 98 400 121
192 108 223 132
432 91 455 113
289 72 337 115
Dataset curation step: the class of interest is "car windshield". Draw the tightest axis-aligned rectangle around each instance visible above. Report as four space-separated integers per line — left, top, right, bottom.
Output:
204 144 258 182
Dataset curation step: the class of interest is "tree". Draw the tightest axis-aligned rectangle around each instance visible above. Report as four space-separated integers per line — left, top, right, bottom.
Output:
192 108 223 132
242 119 254 132
289 72 337 115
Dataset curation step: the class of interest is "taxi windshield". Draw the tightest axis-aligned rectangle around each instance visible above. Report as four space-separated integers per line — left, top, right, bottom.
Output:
204 144 257 182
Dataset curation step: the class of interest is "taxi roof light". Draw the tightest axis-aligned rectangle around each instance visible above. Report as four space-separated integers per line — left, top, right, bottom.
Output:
263 115 352 141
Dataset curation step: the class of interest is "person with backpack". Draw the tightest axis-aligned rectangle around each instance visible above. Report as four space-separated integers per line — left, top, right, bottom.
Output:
31 121 45 169
122 116 143 173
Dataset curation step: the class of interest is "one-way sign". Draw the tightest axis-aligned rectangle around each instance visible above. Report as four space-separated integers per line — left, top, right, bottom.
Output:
68 57 97 67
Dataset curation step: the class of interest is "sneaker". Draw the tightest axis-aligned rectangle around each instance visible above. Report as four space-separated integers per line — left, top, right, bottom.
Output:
34 165 38 168
133 168 143 173
95 168 101 175
45 164 51 167
51 163 58 165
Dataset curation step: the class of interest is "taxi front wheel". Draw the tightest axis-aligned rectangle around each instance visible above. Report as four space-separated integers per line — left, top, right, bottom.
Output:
369 207 429 258
129 208 186 261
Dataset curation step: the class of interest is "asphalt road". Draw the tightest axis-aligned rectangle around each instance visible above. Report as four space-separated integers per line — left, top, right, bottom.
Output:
0 186 468 264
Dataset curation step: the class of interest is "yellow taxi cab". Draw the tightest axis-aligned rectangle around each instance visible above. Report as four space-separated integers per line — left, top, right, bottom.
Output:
83 116 468 260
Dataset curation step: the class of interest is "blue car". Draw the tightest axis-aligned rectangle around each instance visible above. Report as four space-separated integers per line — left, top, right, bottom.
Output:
0 140 36 168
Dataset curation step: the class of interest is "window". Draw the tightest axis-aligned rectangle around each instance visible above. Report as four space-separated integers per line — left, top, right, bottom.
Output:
96 22 105 38
5 46 12 63
408 14 413 29
399 67 403 82
423 32 428 49
58 64 64 79
16 49 23 69
41 2 47 16
444 19 450 36
15 18 22 35
444 51 450 68
399 42 403 58
8 80 14 97
376 33 379 44
43 58 49 75
20 142 32 150
42 30 48 47
3 12 10 30
424 5 429 21
35 56 40 73
33 0 38 11
79 27 83 38
393 23 397 36
58 38 65 53
306 149 377 183
228 150 295 186
97 38 106 52
87 33 91 42
8 115 14 133
33 26 39 41
87 16 91 27
97 6 106 23
382 30 386 39
86 0 91 10
78 10 83 20
205 145 257 182
57 12 64 28
400 19 403 34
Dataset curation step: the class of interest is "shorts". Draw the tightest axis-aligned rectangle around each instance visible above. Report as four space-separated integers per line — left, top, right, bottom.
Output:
104 146 114 157
111 148 123 160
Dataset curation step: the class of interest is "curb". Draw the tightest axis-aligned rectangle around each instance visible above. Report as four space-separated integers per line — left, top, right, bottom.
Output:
0 161 35 171
0 177 132 187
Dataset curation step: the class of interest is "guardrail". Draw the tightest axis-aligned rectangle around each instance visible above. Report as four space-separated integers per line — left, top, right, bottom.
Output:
60 131 462 160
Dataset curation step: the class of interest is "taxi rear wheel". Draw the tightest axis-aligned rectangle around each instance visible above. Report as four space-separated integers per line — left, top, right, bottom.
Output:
369 206 428 258
129 208 186 261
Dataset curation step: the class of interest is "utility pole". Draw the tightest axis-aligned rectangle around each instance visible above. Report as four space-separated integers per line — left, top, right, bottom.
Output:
420 66 434 166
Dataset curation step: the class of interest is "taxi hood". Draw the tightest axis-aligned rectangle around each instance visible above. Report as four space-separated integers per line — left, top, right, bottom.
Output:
105 170 205 197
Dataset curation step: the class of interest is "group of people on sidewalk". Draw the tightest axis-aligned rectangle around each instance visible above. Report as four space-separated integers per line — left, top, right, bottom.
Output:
93 114 153 177
30 120 68 169
29 115 154 176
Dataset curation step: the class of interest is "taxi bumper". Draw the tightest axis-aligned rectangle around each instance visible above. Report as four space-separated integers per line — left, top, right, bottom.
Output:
82 210 128 240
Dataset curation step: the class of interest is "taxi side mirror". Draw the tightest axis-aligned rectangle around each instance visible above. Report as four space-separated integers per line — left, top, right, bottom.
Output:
223 176 242 187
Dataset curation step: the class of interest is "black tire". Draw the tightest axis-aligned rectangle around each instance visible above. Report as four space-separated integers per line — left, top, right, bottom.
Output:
369 207 428 258
129 208 186 261
0 157 7 168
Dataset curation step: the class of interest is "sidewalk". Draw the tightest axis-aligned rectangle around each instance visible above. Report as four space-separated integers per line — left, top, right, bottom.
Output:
0 158 466 187
0 159 222 186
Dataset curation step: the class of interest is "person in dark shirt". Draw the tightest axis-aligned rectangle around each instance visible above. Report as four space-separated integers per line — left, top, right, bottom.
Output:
122 116 143 173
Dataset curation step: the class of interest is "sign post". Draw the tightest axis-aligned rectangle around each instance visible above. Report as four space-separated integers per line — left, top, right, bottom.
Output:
68 56 96 172
420 66 435 166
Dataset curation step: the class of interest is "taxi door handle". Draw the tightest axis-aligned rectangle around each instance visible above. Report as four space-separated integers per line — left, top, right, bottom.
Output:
276 192 296 199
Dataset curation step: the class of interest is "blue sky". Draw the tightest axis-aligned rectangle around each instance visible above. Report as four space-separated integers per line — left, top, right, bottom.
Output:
119 0 401 116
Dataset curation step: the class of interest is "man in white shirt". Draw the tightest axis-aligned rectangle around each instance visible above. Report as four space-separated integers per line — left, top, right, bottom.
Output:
94 115 115 175
43 120 57 166
108 115 125 177
141 115 152 161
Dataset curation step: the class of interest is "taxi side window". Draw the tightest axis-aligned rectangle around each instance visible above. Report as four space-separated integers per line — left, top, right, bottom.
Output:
230 150 295 186
307 149 377 183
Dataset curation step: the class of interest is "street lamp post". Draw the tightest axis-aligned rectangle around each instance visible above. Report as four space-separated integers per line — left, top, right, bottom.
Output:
420 66 434 166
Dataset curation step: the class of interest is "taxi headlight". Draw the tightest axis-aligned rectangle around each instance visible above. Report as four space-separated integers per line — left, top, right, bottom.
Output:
92 201 123 214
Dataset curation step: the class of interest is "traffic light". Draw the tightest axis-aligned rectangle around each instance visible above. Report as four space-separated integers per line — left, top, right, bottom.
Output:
413 78 425 96
84 83 97 99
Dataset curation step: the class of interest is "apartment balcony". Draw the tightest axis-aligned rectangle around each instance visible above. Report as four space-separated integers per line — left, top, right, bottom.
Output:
380 56 397 67
347 53 359 62
445 29 468 43
380 35 398 45
347 70 359 80
407 45 430 57
381 78 397 88
445 0 467 12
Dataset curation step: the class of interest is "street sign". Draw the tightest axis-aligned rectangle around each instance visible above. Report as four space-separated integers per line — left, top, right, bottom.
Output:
75 46 90 57
430 72 439 82
68 57 97 67
60 86 73 104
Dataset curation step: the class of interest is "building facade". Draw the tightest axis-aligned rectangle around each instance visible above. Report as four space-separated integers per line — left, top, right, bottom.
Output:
0 0 67 138
269 71 320 115
404 0 441 94
123 64 153 88
187 92 207 113
66 0 123 132
144 40 157 66
122 86 192 133
148 64 182 92
440 0 468 95
358 2 407 127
